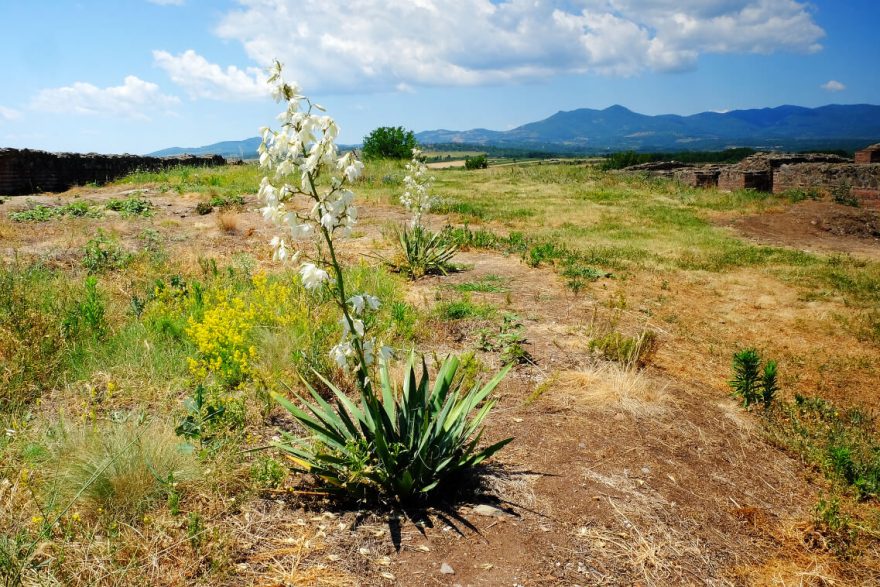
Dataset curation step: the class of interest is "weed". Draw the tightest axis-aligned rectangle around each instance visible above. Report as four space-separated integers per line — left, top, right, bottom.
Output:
82 231 132 273
251 456 287 489
832 183 859 207
63 276 106 339
589 329 657 368
782 187 822 202
105 195 153 217
9 201 102 222
767 395 880 499
216 210 239 234
478 313 532 364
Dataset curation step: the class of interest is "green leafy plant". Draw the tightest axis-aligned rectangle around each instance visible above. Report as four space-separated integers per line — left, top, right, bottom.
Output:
81 230 131 273
175 384 234 449
478 313 532 364
273 354 512 501
9 201 102 222
105 195 153 217
729 348 777 408
63 276 106 338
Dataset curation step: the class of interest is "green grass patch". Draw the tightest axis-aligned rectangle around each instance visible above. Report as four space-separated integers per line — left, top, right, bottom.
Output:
452 275 509 293
436 297 496 320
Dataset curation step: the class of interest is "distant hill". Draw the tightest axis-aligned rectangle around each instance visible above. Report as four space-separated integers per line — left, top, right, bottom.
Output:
150 104 880 157
415 104 880 153
149 137 262 159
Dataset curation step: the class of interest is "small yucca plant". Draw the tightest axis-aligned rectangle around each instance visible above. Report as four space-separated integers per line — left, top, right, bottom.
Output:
730 348 778 408
273 353 512 502
391 224 457 279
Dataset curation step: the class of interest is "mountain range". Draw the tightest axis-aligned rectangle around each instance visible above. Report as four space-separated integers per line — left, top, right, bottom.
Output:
149 104 880 158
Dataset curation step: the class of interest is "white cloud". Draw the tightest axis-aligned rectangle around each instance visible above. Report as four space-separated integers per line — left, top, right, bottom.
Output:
821 80 846 92
152 50 268 100
202 0 824 94
0 106 22 121
31 76 179 119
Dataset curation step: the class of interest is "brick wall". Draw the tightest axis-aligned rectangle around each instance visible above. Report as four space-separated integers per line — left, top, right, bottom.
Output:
773 163 880 208
0 148 226 196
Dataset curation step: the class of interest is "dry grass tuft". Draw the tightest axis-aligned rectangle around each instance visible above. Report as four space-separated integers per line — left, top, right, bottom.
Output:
216 210 239 234
553 362 670 417
50 418 201 522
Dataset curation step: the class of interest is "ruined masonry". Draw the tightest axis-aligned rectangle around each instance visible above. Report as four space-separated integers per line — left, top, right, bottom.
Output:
627 147 880 209
0 148 226 196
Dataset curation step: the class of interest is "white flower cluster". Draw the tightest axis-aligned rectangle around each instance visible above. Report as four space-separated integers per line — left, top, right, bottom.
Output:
259 61 364 273
401 148 435 228
329 293 391 369
258 61 387 376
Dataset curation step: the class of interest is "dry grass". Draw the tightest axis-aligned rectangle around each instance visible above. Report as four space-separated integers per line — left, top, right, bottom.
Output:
216 210 239 234
552 362 671 417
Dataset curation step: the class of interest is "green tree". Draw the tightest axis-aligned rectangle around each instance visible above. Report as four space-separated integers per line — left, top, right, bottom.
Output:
362 126 417 160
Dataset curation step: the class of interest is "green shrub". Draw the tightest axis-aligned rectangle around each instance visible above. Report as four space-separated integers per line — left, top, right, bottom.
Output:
195 201 214 215
273 353 512 501
464 154 488 170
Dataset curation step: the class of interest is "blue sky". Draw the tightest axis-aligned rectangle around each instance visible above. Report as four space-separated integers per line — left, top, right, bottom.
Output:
0 0 877 154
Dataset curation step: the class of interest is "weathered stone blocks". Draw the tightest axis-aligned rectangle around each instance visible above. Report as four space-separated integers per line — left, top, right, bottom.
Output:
0 148 226 196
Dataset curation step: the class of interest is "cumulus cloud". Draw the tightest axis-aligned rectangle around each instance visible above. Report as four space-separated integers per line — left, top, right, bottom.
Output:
0 106 22 122
153 50 268 100
193 0 825 94
821 80 846 92
31 76 179 119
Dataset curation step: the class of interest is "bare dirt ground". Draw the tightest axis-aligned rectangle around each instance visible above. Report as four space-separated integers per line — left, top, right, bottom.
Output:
726 200 880 261
2 188 879 585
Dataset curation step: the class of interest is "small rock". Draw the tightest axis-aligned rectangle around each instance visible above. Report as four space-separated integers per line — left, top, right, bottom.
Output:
472 504 506 517
440 562 455 575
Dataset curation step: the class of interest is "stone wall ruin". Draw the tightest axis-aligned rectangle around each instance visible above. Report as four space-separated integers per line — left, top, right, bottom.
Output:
0 148 226 196
624 148 880 209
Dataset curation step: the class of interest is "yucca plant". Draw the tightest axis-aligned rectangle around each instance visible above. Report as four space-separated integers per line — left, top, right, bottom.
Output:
391 224 457 279
272 353 512 502
730 348 762 407
730 348 779 408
